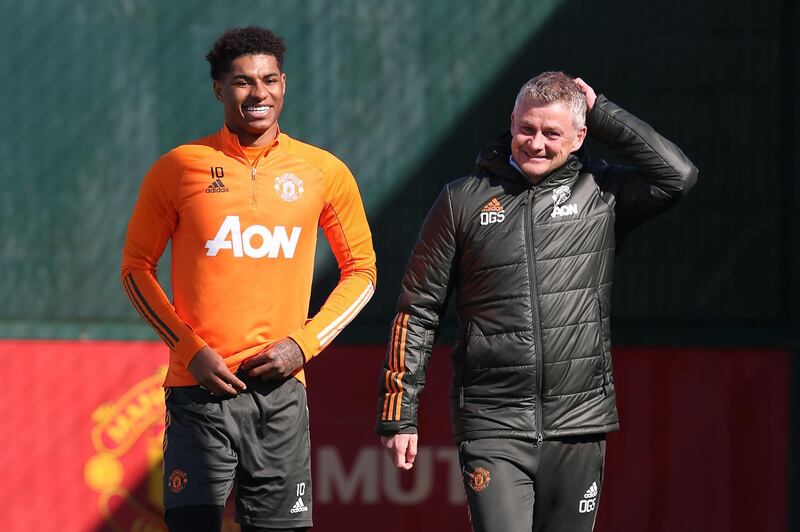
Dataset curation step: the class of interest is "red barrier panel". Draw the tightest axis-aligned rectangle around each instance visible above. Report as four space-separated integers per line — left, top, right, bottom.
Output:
0 341 168 532
595 347 789 532
0 341 788 531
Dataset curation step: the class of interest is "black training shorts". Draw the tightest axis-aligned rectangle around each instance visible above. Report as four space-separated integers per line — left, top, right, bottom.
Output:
163 374 312 529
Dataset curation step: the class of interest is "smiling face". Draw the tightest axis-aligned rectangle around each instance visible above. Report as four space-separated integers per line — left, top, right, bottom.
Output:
213 53 286 147
510 99 586 184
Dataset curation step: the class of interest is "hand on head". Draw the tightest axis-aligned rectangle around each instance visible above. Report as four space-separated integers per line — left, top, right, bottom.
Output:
573 77 597 112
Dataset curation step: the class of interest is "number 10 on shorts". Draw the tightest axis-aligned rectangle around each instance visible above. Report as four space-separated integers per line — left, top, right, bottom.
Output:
296 483 306 497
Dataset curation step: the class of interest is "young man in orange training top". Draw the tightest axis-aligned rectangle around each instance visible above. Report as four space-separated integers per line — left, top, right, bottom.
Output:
122 27 376 532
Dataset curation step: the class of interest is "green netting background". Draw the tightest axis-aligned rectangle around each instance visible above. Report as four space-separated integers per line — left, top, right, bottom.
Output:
0 0 795 344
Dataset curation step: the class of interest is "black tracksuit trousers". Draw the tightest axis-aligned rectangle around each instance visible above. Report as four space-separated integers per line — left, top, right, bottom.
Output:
458 434 606 532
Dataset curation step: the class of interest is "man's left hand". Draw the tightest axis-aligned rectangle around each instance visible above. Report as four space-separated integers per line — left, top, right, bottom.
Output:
241 338 305 379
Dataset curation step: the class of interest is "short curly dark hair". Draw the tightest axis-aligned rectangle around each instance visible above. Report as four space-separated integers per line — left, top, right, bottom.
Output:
206 27 286 80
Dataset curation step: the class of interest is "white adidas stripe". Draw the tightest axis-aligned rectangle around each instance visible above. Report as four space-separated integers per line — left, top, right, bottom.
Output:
316 282 374 341
317 282 374 348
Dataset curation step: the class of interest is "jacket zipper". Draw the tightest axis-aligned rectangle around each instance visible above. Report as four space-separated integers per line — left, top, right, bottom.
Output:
597 296 609 393
250 166 258 209
459 321 472 408
524 189 545 446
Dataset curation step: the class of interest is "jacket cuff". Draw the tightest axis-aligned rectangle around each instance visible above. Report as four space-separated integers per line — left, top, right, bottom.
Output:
375 424 418 436
586 94 629 145
586 94 610 130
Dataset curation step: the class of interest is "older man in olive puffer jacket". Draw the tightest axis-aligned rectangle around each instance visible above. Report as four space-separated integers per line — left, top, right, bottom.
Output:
375 71 697 532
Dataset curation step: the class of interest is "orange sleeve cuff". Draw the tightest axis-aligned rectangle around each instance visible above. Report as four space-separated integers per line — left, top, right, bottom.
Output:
174 334 208 366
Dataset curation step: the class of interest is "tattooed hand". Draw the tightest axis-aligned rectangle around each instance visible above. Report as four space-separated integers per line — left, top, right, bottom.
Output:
241 338 305 380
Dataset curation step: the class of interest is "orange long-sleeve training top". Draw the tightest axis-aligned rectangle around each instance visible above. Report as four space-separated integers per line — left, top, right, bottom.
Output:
121 125 376 387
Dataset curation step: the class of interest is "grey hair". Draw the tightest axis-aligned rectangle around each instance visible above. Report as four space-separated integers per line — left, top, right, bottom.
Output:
514 71 587 130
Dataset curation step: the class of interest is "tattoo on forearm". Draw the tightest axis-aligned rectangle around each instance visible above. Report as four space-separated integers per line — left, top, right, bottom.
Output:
273 340 304 374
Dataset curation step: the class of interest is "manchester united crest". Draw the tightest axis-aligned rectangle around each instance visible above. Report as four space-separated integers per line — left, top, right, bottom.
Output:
274 173 304 202
168 469 188 493
552 184 571 207
466 466 491 492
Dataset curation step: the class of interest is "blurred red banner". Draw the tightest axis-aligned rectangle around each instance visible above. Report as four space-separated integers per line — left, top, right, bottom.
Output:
0 341 788 532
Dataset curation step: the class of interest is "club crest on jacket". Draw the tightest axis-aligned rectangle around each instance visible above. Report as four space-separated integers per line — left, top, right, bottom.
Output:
551 185 578 218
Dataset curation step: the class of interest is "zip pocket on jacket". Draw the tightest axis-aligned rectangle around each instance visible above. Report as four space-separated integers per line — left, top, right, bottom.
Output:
458 322 473 403
462 321 474 369
596 296 609 390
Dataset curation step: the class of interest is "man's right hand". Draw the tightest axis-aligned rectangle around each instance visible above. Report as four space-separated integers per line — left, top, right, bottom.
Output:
574 77 597 112
380 433 418 470
187 345 247 396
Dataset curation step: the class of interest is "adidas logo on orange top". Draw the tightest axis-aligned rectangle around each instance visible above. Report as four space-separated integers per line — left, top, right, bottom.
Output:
205 166 229 193
480 197 505 225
